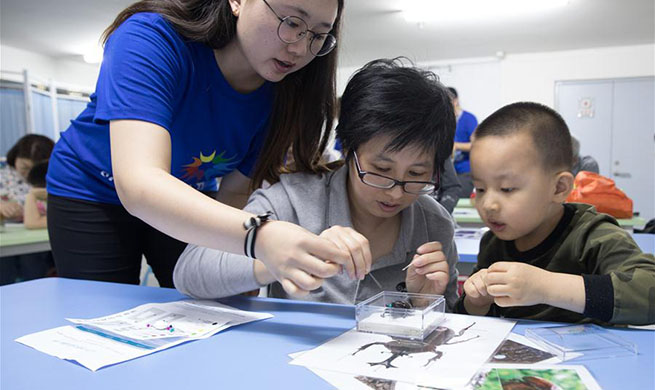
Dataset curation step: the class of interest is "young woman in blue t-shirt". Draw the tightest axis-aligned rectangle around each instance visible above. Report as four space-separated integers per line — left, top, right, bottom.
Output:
46 0 354 294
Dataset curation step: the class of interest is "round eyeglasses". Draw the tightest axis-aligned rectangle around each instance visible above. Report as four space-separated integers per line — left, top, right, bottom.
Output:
261 0 337 57
352 151 438 195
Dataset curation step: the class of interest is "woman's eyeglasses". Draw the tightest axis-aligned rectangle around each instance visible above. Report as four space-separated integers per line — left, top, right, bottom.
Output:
261 0 337 57
352 151 438 195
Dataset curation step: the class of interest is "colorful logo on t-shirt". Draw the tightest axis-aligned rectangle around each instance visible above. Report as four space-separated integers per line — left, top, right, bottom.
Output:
181 150 235 182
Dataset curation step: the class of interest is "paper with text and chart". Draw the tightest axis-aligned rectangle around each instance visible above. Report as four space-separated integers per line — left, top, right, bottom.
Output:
15 300 272 371
290 313 515 389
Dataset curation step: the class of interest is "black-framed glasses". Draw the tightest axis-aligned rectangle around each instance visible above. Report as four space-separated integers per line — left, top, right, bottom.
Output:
261 0 337 57
352 151 438 195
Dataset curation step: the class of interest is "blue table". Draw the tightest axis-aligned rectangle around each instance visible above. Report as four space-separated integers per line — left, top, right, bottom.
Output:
633 233 655 255
1 278 653 390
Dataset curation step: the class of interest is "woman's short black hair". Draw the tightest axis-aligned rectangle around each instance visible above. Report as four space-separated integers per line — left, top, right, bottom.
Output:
6 134 54 167
336 58 455 174
26 160 49 188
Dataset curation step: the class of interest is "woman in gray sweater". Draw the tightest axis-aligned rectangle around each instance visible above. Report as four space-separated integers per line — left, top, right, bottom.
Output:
174 58 460 309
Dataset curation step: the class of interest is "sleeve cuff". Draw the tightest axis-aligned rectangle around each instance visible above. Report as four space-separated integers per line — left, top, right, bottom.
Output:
454 295 469 314
582 274 614 322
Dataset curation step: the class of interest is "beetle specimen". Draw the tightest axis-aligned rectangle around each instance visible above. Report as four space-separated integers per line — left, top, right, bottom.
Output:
380 299 413 319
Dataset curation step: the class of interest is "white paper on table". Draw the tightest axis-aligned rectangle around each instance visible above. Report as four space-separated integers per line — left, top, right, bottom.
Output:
289 332 587 389
289 333 587 390
300 363 601 390
67 300 260 340
15 300 272 371
290 313 515 389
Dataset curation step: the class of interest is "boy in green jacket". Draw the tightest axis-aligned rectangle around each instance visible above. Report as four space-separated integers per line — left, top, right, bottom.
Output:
456 102 655 325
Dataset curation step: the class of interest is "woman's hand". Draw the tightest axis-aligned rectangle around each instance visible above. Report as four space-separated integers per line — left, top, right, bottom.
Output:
318 225 372 281
28 187 48 201
405 241 449 295
0 200 23 220
254 220 352 297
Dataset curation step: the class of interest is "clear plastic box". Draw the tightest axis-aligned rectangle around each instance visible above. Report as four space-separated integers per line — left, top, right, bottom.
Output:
355 291 446 340
525 324 638 361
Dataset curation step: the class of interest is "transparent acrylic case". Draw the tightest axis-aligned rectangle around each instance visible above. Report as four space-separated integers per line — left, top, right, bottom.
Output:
355 291 446 340
525 324 638 361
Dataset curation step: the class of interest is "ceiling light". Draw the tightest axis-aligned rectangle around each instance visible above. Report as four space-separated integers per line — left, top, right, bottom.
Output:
83 46 103 64
402 0 570 23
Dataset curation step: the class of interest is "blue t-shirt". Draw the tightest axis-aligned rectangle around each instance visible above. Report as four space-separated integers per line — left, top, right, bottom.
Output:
453 110 478 174
47 13 274 204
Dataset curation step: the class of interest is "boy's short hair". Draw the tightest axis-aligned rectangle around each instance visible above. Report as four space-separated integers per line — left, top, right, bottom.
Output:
336 58 455 174
571 136 581 160
474 102 573 172
26 160 49 188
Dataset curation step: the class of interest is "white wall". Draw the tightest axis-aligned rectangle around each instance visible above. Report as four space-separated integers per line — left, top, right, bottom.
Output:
2 45 55 81
1 44 99 91
427 59 502 122
54 59 100 91
500 44 655 109
337 44 655 123
337 59 503 122
6 42 653 112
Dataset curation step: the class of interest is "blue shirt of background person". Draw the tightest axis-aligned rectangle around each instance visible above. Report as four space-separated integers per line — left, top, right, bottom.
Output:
453 110 478 174
47 13 273 204
448 87 478 174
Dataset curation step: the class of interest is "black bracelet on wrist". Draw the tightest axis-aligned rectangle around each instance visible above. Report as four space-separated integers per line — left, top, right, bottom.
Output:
243 211 273 259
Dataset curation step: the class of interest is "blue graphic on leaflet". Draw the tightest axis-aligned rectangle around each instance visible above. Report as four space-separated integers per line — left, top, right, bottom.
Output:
75 325 183 350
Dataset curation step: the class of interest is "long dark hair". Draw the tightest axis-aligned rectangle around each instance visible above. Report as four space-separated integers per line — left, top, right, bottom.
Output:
27 160 50 188
102 0 344 189
7 134 54 167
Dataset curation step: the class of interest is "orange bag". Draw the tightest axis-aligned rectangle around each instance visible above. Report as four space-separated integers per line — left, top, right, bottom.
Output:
566 171 633 219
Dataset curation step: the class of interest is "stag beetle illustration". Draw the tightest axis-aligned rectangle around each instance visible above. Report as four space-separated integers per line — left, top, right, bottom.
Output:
355 375 396 390
490 339 555 364
352 322 479 369
501 376 562 390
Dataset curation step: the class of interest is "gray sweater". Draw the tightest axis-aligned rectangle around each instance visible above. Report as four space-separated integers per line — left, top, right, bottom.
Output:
173 165 460 310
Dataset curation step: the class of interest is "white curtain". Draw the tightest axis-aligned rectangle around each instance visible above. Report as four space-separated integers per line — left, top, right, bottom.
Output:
57 97 88 133
0 89 27 156
31 91 55 140
1 87 89 156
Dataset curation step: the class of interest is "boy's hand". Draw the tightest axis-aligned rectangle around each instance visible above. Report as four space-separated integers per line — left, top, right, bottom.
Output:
405 241 449 295
485 262 549 307
463 269 495 314
318 225 372 281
